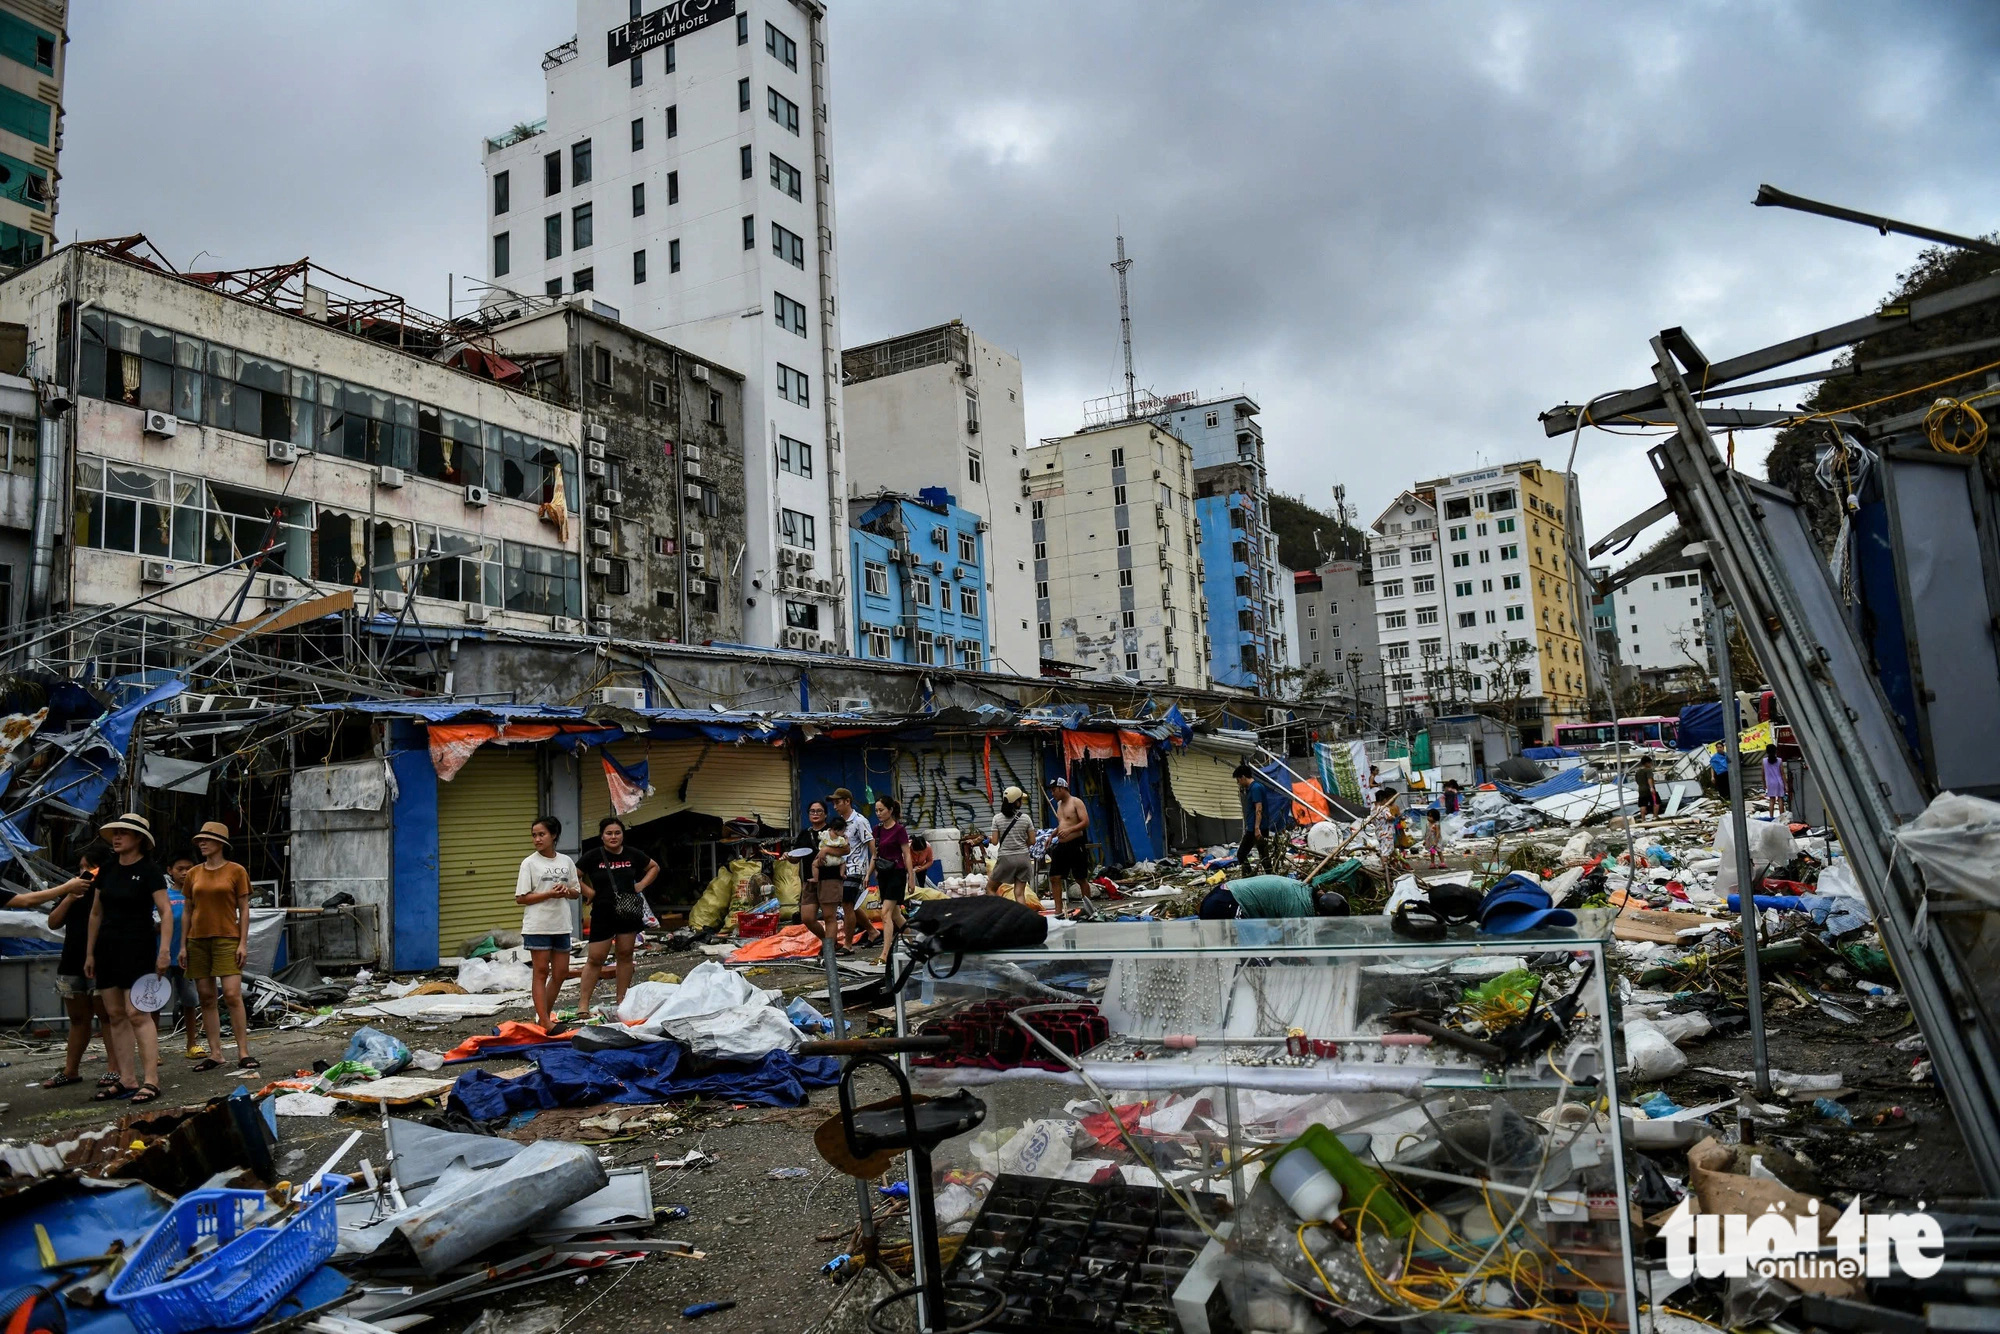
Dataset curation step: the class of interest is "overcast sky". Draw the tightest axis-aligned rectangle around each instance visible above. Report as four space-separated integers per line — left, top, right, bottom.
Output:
58 3 2000 551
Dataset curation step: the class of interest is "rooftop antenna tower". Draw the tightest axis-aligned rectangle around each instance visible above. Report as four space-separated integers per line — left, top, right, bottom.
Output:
1112 233 1136 420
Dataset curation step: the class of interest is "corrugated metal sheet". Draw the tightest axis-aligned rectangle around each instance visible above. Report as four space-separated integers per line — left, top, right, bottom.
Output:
436 747 541 958
1168 749 1244 822
889 739 1040 834
579 740 793 830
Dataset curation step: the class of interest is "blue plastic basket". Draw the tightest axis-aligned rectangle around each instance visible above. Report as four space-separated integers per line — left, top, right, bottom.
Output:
106 1174 349 1334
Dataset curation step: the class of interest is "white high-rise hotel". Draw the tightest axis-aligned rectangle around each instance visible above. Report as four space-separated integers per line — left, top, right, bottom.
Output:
483 0 847 651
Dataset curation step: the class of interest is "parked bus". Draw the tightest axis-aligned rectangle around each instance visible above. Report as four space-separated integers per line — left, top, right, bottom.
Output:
1553 716 1679 749
1554 721 1616 748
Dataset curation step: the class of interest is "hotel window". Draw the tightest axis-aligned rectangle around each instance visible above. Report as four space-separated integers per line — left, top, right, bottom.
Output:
631 182 645 216
570 139 592 184
769 154 802 200
772 222 805 268
668 239 680 272
867 626 891 658
668 171 679 205
766 21 798 69
572 202 593 250
779 508 816 549
768 87 800 134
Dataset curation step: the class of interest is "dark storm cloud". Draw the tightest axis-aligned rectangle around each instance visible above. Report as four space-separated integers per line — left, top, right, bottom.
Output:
59 3 2000 544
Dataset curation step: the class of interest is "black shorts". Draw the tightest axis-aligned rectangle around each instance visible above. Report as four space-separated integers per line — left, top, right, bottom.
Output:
878 868 909 903
586 909 642 942
1048 839 1090 879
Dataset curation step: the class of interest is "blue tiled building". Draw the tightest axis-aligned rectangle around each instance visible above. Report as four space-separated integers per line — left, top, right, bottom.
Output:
1150 394 1286 692
847 488 989 668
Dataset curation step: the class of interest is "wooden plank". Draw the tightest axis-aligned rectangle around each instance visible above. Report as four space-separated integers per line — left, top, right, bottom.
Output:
196 589 356 651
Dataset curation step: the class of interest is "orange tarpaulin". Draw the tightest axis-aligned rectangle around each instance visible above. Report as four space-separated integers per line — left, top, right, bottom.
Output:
430 722 565 781
1291 779 1333 825
1062 731 1119 768
1117 730 1151 772
726 923 827 963
442 1020 580 1062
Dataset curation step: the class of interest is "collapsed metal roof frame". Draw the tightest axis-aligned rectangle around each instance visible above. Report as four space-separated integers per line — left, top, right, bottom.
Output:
1547 280 2000 1191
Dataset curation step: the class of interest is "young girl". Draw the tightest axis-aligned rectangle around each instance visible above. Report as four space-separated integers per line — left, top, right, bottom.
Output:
1422 806 1446 869
39 844 115 1092
515 816 579 1030
183 821 256 1072
1368 787 1408 875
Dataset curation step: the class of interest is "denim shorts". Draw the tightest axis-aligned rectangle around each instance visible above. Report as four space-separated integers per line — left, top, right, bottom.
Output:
523 932 572 953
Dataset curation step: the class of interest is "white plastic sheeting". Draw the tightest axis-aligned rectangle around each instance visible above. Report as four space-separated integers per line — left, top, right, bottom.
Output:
1894 793 2000 908
613 959 800 1060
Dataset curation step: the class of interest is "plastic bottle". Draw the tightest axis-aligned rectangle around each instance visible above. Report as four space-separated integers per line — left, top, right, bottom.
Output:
1279 1125 1412 1237
1269 1143 1343 1222
1812 1097 1853 1126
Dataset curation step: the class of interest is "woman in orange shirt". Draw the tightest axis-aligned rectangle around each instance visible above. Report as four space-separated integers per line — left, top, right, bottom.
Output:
182 821 256 1072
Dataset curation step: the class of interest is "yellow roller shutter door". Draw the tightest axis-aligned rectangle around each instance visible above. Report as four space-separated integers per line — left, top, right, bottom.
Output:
436 747 542 958
1168 748 1245 821
579 740 794 831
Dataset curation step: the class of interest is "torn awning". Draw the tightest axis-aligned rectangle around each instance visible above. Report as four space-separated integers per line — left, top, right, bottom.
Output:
1117 729 1151 771
1061 731 1119 768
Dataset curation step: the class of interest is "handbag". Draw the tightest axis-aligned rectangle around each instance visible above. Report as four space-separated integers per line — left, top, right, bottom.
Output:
614 888 648 922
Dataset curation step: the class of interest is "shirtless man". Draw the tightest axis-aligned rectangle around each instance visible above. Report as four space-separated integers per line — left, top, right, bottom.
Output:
1046 777 1093 914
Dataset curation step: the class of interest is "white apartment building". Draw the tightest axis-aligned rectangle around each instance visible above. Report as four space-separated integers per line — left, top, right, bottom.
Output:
841 320 1036 676
1614 563 1710 675
1367 492 1443 719
482 0 847 651
1026 421 1210 686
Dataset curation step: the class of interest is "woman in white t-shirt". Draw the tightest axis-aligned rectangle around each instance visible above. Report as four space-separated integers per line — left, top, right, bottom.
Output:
515 815 579 1030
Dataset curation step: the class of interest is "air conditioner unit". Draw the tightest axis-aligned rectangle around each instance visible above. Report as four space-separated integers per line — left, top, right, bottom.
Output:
140 559 173 585
264 577 298 600
891 625 908 640
377 589 407 612
930 559 944 574
586 458 606 478
142 410 178 438
966 419 979 434
266 439 298 465
593 686 647 710
685 528 705 547
590 620 612 638
833 696 869 712
689 363 711 382
602 489 624 506
930 525 948 547
778 570 797 591
586 425 608 446
782 629 806 648
1020 485 1033 498
687 552 706 572
684 461 703 480
377 465 405 488
464 484 489 507
683 444 702 464
688 577 708 595
551 616 579 634
589 528 612 547
1153 469 1162 479
583 503 606 523
1019 468 1031 480
952 565 966 580
591 556 611 575
682 483 703 502
796 551 815 571
778 547 797 566
464 602 490 624
975 520 990 533
815 578 833 595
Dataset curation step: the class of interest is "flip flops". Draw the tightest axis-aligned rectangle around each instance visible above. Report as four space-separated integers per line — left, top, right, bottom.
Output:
130 1083 162 1104
190 1058 223 1072
94 1082 137 1101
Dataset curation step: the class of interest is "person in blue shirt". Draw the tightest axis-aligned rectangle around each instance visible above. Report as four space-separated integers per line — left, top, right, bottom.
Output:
1233 765 1293 875
1709 749 1731 802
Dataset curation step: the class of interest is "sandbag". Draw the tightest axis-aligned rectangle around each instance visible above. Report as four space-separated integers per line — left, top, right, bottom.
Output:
1622 1017 1688 1079
771 855 802 915
688 857 762 931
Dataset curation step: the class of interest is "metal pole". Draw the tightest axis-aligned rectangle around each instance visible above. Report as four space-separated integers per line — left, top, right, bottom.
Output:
819 924 877 1260
1712 600 1771 1096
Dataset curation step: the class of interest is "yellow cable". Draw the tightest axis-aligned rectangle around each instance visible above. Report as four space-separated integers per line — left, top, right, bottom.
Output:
1925 396 1989 455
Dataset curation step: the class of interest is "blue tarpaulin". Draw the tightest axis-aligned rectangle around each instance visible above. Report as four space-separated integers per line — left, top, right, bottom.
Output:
28 678 187 820
1106 764 1163 863
448 1041 841 1120
1521 746 1578 761
1676 701 1734 751
1515 767 1597 801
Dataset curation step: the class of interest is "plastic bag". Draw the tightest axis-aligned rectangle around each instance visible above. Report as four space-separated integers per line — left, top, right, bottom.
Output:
1893 792 2000 908
1622 1017 1688 1079
1714 816 1798 895
1651 1011 1713 1046
1815 862 1864 902
457 955 533 995
1305 821 1344 855
342 1025 411 1076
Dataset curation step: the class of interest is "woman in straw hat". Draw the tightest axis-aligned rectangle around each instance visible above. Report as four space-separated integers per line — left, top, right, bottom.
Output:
183 821 256 1072
84 813 173 1103
988 786 1035 904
